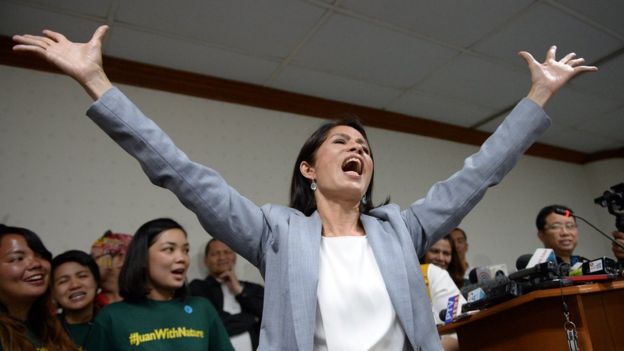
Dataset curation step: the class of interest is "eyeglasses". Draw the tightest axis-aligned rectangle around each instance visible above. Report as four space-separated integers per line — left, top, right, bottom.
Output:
544 223 577 232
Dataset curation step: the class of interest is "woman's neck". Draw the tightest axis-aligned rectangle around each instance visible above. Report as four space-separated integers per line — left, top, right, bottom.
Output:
147 286 175 301
64 306 94 324
316 197 364 237
7 300 32 321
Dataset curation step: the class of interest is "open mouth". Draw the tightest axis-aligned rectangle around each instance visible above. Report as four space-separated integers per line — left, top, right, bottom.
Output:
342 157 363 175
69 291 87 301
24 274 44 283
171 268 186 277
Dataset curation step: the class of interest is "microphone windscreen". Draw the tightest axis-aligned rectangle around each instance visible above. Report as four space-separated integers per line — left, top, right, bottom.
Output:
468 268 478 284
553 207 574 217
439 309 447 322
516 254 533 270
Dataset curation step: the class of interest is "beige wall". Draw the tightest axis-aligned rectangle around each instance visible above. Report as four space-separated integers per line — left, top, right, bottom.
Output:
1 65 622 284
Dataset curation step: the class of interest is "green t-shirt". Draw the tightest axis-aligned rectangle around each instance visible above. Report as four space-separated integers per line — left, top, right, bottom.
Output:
65 322 92 350
84 296 233 351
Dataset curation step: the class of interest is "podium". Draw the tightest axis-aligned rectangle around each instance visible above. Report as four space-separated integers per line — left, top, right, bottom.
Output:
438 279 624 350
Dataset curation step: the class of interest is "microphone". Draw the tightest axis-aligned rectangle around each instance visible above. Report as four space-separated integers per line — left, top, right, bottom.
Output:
516 254 533 270
553 207 624 250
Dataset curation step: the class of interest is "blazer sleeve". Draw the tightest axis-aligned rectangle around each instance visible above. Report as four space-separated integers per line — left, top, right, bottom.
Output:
86 87 269 266
401 98 550 257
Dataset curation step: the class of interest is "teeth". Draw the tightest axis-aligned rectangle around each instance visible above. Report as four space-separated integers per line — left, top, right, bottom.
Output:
69 292 86 300
25 275 43 282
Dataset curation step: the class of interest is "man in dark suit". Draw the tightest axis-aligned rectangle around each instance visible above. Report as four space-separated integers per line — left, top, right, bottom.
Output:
190 239 264 351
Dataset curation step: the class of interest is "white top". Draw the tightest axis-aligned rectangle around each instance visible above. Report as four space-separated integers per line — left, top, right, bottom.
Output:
221 283 253 351
314 236 405 350
425 264 466 325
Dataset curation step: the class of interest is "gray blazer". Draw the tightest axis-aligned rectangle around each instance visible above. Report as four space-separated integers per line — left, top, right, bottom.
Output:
87 88 549 350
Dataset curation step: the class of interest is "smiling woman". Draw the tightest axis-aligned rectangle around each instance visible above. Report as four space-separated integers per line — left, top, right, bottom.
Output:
84 218 233 351
12 25 598 350
0 225 78 351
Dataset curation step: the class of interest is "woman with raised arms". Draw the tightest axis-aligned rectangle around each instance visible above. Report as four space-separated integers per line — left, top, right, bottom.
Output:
13 26 596 350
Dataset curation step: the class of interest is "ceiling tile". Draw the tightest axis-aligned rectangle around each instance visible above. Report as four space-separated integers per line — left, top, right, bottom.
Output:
571 54 624 101
105 26 279 85
574 106 624 143
293 13 459 89
115 0 325 58
538 124 622 153
543 88 621 128
0 1 105 42
338 0 534 47
387 90 496 127
472 2 622 69
553 0 624 38
416 53 529 110
5 0 112 18
269 65 402 109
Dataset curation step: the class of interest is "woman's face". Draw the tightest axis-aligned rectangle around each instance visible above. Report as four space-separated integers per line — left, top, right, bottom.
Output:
0 234 50 306
302 125 374 204
147 229 189 300
52 261 98 313
424 239 452 270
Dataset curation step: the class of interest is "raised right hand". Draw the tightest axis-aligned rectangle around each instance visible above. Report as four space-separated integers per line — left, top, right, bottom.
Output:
12 25 113 100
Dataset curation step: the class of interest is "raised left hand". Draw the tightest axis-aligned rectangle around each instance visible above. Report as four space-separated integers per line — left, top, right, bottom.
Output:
519 46 598 107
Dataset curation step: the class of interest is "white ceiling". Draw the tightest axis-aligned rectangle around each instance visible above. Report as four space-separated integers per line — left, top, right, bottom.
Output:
2 0 623 153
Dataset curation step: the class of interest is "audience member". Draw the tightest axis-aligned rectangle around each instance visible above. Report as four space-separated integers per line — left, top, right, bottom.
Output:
85 218 233 351
449 227 470 281
535 205 588 265
420 262 465 351
0 224 78 351
52 250 100 349
422 235 465 288
190 239 263 351
90 230 132 308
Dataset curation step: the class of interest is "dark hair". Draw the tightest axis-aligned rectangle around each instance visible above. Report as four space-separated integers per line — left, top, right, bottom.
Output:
204 238 219 257
535 204 574 230
452 227 467 240
0 225 78 351
421 235 464 288
52 250 101 288
119 218 188 302
0 225 52 262
289 118 387 216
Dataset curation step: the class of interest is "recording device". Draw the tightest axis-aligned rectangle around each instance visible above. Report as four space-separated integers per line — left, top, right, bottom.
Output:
582 256 618 275
594 183 624 232
461 270 523 313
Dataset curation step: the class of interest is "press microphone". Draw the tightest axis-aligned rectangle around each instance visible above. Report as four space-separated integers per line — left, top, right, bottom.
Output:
553 207 624 250
515 254 533 270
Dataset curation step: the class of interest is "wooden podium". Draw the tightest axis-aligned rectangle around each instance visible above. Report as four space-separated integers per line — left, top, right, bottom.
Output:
438 279 624 350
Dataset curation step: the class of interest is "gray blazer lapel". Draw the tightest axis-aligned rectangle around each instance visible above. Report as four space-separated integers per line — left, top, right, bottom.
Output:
361 215 416 342
288 212 322 350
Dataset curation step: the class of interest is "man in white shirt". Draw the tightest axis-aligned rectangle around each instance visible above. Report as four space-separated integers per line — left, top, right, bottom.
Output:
190 239 264 351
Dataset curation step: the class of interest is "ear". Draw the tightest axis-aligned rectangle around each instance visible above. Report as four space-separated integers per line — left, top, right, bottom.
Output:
299 161 316 181
537 230 546 244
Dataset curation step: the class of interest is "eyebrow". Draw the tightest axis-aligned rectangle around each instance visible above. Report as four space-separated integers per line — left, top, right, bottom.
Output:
161 241 189 247
332 132 368 146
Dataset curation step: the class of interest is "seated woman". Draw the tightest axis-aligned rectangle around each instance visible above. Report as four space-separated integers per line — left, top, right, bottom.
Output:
84 218 233 351
0 224 77 351
52 250 100 349
422 235 465 288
